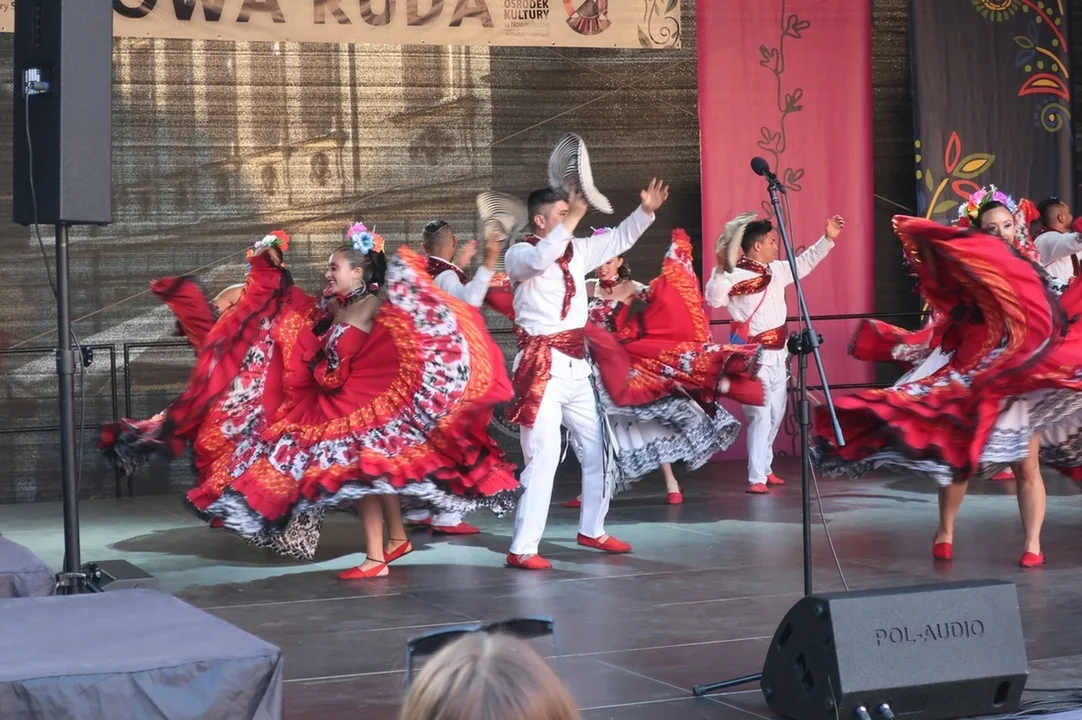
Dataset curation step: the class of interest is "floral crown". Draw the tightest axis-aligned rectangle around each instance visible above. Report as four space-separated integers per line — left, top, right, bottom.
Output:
957 185 1027 228
347 222 385 255
246 230 290 259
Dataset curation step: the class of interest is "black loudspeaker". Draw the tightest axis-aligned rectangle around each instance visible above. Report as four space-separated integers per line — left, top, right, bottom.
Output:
13 0 113 226
82 560 160 592
761 580 1028 720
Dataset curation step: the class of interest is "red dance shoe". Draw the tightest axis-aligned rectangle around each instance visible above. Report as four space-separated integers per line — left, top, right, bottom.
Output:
506 553 552 570
563 497 582 509
747 483 769 494
577 533 632 553
932 542 953 561
1020 551 1045 568
766 474 785 486
432 522 480 535
337 561 389 580
667 492 683 505
209 518 224 529
992 469 1015 481
385 539 413 563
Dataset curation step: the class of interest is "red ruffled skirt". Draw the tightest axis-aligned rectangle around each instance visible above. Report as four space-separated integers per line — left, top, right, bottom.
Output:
813 216 1082 483
99 256 310 480
587 229 764 410
194 248 519 558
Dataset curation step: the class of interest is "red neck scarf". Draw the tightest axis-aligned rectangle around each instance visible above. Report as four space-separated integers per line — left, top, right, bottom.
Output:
523 234 576 320
426 256 467 284
730 256 772 296
598 276 621 291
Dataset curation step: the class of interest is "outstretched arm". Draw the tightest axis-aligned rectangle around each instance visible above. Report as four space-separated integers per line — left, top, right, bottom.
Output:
1035 231 1082 266
579 179 669 272
434 267 496 308
777 215 844 286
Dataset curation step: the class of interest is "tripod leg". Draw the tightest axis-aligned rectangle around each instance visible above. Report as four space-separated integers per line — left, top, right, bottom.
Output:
798 343 812 597
692 673 763 696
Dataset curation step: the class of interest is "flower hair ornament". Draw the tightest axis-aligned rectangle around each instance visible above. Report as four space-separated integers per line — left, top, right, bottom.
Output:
347 222 385 255
957 185 1038 232
246 230 290 259
957 185 1040 262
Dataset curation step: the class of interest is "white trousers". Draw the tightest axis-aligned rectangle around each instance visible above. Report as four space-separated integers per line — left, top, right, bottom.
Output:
510 374 608 556
403 508 463 526
743 361 789 484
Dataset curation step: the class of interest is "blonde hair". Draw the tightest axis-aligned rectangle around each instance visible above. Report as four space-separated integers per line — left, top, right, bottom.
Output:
399 633 580 720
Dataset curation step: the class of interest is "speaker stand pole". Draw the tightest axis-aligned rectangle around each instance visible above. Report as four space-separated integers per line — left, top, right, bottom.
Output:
53 222 93 595
691 171 844 697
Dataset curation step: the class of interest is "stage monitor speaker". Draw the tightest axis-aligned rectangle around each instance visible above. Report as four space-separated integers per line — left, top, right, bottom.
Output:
13 0 113 226
761 580 1027 720
82 560 160 592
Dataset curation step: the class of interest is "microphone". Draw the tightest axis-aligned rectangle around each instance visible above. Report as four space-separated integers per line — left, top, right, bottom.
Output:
750 156 778 181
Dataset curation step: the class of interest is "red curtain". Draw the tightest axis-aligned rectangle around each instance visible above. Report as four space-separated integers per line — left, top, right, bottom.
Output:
697 1 874 461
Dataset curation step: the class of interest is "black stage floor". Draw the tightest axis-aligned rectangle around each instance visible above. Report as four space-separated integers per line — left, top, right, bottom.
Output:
5 458 1082 719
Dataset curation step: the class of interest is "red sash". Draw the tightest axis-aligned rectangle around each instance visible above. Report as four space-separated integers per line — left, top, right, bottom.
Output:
507 327 587 428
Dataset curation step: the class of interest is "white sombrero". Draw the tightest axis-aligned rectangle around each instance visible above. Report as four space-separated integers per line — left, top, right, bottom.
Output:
547 133 613 214
476 191 529 241
715 212 758 272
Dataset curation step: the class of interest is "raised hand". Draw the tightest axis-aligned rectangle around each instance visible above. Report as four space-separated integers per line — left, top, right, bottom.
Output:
825 215 845 241
483 227 504 268
640 178 670 215
453 239 478 268
565 189 589 225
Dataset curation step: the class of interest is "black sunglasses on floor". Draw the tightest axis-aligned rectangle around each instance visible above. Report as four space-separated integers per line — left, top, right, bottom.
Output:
404 616 560 687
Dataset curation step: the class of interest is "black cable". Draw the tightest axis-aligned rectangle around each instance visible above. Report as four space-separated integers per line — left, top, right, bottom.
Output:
25 88 88 563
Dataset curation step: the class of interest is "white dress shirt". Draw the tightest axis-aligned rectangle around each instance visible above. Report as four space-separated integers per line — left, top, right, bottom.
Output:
504 206 655 380
704 237 834 365
1035 230 1082 281
432 263 494 308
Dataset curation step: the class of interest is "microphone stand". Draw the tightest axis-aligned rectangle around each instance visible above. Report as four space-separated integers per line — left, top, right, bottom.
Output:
691 170 845 697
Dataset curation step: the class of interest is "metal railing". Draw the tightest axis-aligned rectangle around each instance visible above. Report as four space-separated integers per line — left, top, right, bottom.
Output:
0 344 122 496
0 309 925 498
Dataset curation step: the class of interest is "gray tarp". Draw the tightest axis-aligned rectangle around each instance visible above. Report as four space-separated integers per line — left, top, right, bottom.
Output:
0 589 282 719
0 537 54 598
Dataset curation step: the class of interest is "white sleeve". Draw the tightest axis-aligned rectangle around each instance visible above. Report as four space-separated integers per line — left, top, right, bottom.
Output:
1035 231 1082 266
504 225 573 283
704 268 733 308
434 267 493 308
575 206 656 272
775 237 834 286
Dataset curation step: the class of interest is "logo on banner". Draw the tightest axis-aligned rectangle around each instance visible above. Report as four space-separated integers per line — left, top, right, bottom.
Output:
564 0 610 36
503 0 551 39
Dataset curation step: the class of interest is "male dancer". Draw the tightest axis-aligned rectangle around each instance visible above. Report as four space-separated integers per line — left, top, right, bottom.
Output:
705 214 843 494
504 179 669 570
404 219 503 534
1034 198 1082 281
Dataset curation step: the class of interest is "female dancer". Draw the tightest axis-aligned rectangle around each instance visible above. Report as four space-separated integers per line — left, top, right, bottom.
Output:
187 224 519 576
813 189 1082 567
565 229 755 506
100 232 295 479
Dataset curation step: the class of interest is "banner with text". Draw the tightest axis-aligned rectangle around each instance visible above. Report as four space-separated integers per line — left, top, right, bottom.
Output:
910 0 1073 222
697 0 874 460
0 0 682 49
